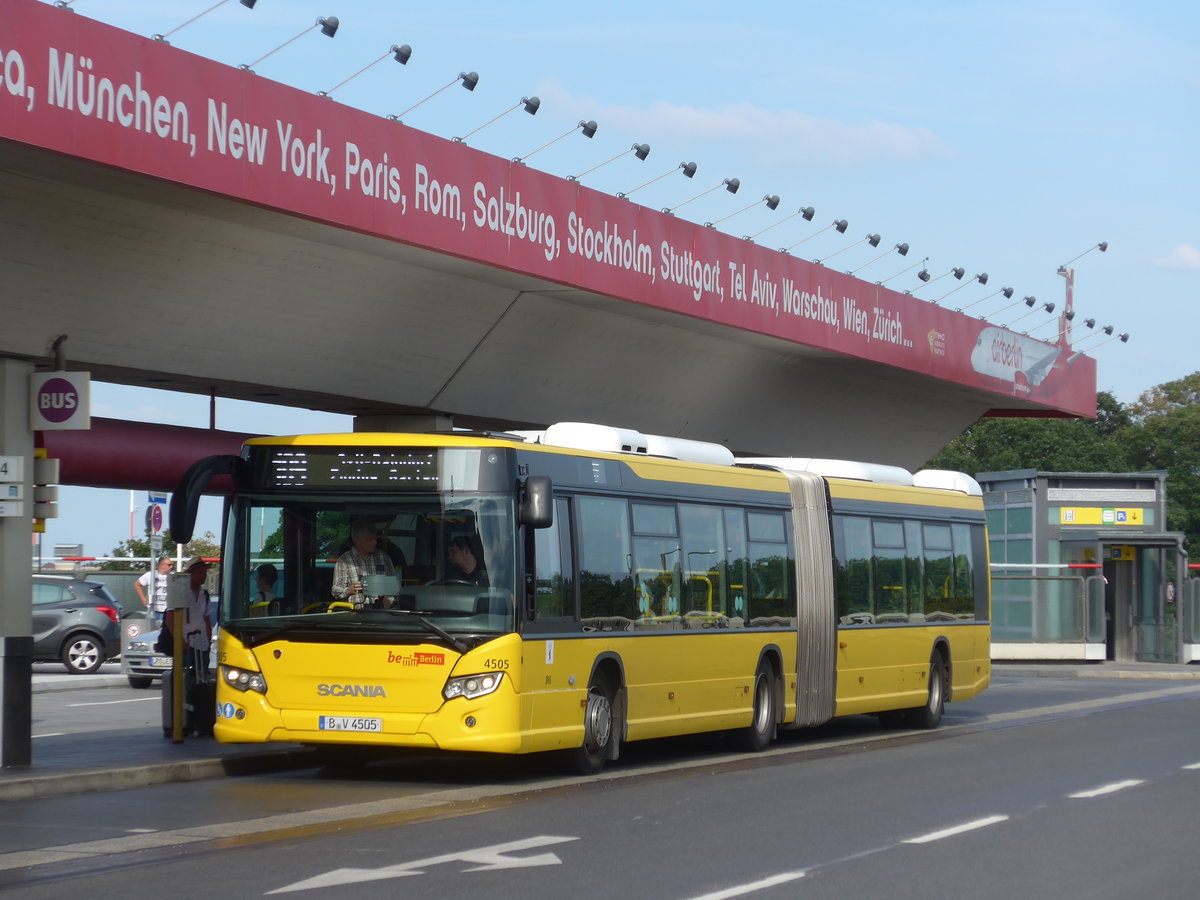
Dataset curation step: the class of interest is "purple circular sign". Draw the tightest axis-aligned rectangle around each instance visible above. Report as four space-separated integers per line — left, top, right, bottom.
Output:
37 377 79 424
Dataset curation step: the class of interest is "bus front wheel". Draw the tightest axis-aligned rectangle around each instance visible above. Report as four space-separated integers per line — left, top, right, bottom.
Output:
567 674 616 775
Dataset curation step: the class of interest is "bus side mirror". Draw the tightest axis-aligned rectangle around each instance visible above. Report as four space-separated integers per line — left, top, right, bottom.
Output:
520 476 553 529
170 454 243 543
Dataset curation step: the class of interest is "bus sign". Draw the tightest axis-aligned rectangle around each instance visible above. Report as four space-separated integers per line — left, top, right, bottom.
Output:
30 371 91 431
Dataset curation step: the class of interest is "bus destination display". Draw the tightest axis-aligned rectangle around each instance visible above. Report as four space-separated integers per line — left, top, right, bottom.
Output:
262 449 441 490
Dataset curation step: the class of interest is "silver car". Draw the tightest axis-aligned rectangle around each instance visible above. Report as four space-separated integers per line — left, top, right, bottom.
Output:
121 598 219 689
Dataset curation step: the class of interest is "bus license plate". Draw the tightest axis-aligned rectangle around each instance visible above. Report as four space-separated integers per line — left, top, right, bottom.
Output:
319 716 382 733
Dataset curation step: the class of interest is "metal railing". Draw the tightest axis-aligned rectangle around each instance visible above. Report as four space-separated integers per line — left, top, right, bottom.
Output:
1189 575 1200 645
990 563 1105 645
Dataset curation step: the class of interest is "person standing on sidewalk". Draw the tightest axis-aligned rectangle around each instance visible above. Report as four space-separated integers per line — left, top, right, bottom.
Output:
163 557 214 677
135 555 172 626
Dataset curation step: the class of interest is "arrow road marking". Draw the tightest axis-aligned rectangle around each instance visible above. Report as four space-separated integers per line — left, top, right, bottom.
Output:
268 835 579 894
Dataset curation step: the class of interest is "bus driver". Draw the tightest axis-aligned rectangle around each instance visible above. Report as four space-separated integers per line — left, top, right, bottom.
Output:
446 535 488 586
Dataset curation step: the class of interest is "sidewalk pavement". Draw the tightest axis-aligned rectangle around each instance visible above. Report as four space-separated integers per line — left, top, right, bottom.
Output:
3 672 324 802
4 661 1199 801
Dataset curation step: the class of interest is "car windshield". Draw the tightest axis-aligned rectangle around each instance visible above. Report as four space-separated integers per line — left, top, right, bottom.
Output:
221 493 518 644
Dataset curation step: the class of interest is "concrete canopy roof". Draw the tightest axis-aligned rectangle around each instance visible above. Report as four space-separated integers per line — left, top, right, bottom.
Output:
0 1 1095 474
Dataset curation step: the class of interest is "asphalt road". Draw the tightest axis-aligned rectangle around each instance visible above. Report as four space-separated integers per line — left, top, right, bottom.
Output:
4 673 1200 898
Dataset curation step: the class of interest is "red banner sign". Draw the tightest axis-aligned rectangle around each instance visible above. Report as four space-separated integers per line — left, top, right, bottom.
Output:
0 1 1095 416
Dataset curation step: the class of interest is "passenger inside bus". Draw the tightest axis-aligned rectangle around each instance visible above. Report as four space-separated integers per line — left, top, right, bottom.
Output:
249 563 278 617
332 519 402 606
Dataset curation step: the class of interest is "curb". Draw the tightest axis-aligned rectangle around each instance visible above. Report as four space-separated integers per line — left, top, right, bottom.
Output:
994 665 1200 680
31 675 130 694
0 747 323 802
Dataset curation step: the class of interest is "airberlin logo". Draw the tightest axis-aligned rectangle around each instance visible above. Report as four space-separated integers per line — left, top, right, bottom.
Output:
387 650 445 667
991 335 1024 370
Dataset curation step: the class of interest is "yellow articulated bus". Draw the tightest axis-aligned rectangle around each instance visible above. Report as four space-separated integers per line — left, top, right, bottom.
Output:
171 422 990 773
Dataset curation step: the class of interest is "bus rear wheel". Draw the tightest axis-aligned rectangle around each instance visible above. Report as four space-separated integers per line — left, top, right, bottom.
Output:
906 653 947 729
732 663 776 752
567 674 616 775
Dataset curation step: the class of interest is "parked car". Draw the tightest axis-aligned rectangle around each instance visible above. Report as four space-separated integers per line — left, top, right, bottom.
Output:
32 574 122 674
120 616 170 689
121 597 220 689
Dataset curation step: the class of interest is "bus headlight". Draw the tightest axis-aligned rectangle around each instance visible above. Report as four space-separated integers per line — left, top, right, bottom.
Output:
443 672 503 701
221 665 267 694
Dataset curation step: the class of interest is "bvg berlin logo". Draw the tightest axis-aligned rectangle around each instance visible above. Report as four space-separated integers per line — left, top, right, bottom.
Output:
386 650 446 666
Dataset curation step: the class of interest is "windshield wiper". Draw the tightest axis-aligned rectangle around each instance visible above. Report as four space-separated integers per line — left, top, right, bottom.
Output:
379 608 471 654
234 611 357 648
232 609 473 654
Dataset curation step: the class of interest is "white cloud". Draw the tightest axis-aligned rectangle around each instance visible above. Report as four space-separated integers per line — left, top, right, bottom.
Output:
1152 244 1200 271
631 102 952 167
535 84 953 169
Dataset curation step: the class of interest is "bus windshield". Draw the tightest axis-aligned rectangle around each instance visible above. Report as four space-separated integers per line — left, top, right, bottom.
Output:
221 492 518 645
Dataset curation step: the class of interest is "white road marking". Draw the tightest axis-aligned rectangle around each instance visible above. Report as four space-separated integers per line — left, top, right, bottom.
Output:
67 697 159 707
31 733 65 739
1183 762 1200 770
1069 779 1144 799
903 815 1009 844
268 835 579 894
686 871 807 900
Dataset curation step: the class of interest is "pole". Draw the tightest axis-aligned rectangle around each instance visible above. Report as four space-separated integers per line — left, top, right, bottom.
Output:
1060 266 1075 347
167 571 188 743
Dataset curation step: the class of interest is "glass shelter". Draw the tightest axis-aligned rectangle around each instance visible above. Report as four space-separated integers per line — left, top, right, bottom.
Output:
978 469 1193 663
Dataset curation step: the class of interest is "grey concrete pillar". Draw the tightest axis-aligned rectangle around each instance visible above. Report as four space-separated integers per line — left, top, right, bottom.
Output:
353 414 453 433
0 358 33 767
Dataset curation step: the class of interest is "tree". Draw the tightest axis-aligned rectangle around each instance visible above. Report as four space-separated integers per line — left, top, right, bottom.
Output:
1122 372 1200 558
1127 371 1200 418
924 391 1132 474
926 377 1200 560
101 531 221 571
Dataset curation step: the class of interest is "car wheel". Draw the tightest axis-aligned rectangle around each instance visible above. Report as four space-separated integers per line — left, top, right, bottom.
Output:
127 675 155 689
62 634 106 674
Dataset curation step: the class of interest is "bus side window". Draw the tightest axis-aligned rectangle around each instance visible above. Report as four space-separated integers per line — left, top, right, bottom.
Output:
835 515 873 624
747 511 791 624
576 495 636 629
923 523 954 620
533 497 575 619
871 519 906 619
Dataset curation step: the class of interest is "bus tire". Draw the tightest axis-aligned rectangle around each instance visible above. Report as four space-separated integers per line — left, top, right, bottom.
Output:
567 673 616 775
906 652 947 729
732 663 776 752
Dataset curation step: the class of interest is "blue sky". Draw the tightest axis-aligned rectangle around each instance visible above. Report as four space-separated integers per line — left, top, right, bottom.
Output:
34 0 1198 559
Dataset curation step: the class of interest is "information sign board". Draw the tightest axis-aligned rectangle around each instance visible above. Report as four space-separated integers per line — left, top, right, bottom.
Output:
0 456 23 482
